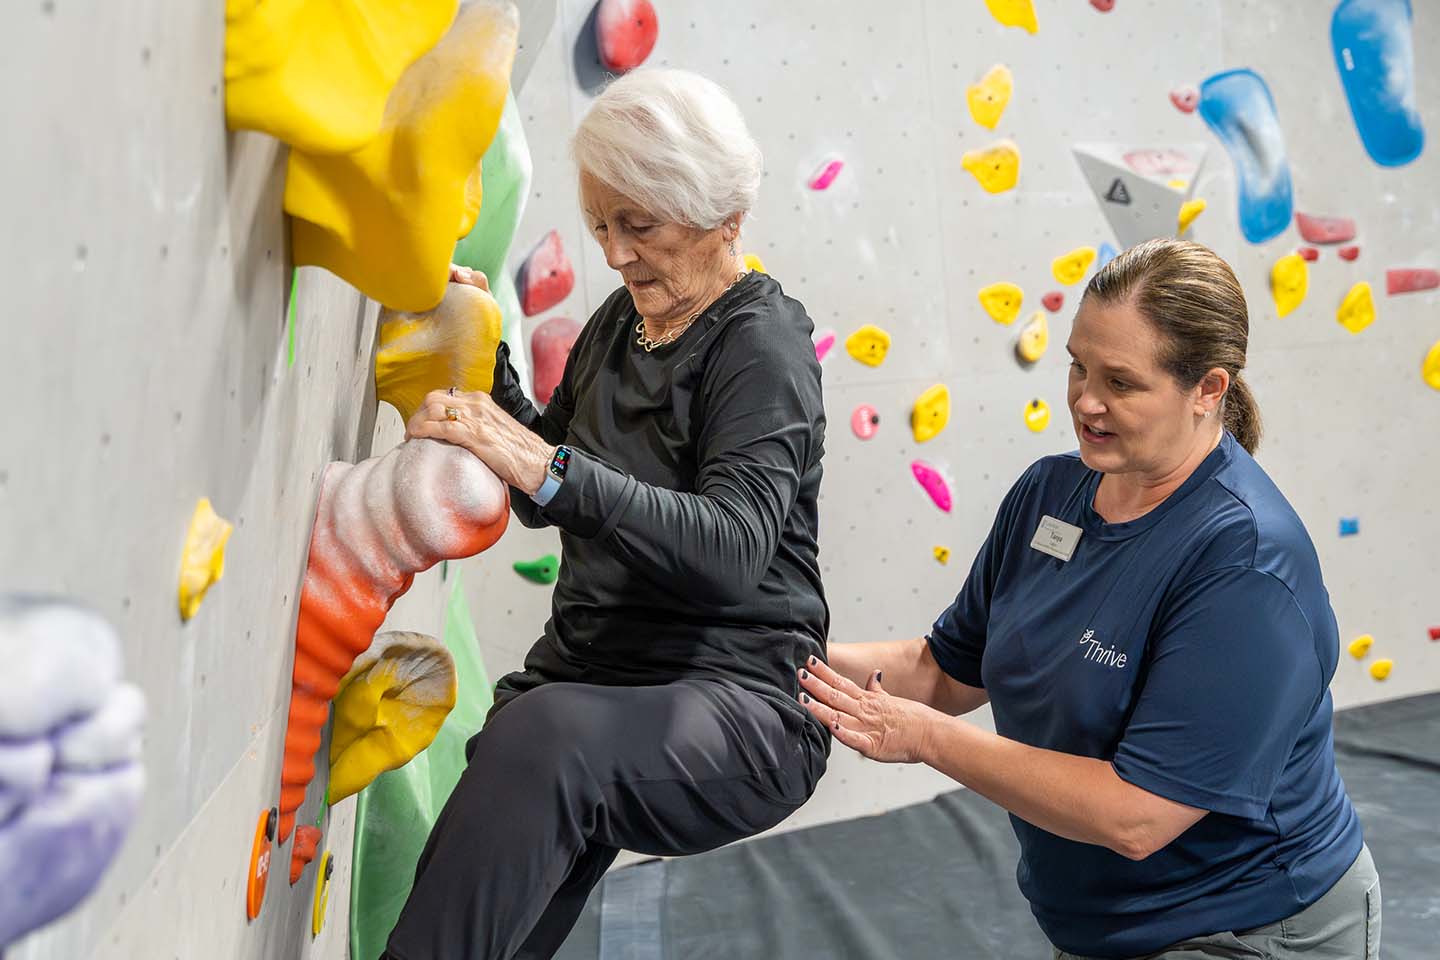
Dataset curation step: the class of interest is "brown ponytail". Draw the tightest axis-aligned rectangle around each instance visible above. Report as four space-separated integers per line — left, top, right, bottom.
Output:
1083 238 1263 454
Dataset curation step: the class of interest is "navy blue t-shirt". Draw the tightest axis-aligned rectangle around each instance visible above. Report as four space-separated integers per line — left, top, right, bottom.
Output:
928 433 1361 958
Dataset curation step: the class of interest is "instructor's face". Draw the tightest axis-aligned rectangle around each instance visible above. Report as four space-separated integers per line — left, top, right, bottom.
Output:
1066 298 1200 477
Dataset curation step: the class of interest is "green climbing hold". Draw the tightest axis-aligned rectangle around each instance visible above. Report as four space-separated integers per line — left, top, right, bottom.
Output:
513 554 559 585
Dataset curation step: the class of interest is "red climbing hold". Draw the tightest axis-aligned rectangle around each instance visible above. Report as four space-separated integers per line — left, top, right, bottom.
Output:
1170 85 1198 114
1386 268 1440 295
1042 291 1064 312
519 230 575 317
290 825 322 885
1429 626 1440 641
595 0 658 74
1338 246 1360 261
530 316 582 406
1090 0 1115 10
1297 246 1320 262
1294 212 1356 244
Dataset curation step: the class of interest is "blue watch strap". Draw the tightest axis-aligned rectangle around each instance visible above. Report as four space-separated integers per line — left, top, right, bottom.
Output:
534 471 562 506
533 445 570 506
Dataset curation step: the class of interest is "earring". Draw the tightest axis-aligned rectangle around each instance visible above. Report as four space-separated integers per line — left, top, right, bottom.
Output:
729 239 737 256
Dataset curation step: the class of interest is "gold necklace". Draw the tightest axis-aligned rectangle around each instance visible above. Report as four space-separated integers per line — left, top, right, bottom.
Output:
635 270 748 352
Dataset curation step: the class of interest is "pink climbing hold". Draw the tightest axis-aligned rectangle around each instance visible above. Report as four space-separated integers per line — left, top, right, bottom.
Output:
529 316 582 406
519 230 575 317
814 330 836 362
1338 246 1360 262
1294 212 1356 245
1297 246 1320 262
595 0 658 74
911 460 952 513
1090 0 1115 11
851 404 880 440
1386 268 1440 295
808 159 844 191
1170 85 1198 113
1042 291 1064 312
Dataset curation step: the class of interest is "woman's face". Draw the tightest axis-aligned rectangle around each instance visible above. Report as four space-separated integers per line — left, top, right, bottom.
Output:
1066 297 1218 478
579 172 735 325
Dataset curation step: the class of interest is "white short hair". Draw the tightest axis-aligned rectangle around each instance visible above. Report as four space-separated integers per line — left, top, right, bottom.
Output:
572 69 762 229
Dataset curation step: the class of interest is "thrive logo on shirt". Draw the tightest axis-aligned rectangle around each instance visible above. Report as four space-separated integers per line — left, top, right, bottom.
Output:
1078 628 1127 669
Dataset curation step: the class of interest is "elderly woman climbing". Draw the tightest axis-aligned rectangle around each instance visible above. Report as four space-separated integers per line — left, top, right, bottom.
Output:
384 69 830 960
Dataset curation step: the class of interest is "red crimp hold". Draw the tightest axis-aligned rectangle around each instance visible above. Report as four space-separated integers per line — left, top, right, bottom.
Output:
1090 0 1115 10
1386 268 1439 295
1428 626 1440 642
290 826 322 884
1338 246 1360 261
1298 247 1320 262
518 230 575 317
1295 212 1356 244
1169 85 1198 114
596 0 658 74
1042 291 1064 312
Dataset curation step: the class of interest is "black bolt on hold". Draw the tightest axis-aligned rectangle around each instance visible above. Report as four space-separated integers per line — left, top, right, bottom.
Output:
324 857 334 880
265 808 277 842
870 415 880 425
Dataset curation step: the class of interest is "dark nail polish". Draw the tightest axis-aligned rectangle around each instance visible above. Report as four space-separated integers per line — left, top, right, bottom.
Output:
875 671 883 684
799 669 808 679
808 656 817 665
800 693 810 703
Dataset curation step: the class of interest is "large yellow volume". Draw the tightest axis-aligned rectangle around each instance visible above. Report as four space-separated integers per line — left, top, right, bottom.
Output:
286 0 519 312
375 282 504 422
329 631 458 804
224 0 459 154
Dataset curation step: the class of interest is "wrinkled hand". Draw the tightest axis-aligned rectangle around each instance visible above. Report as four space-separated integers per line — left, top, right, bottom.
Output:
406 388 550 495
449 263 490 291
797 656 946 764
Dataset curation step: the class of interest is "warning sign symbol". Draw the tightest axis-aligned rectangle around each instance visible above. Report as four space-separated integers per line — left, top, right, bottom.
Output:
1105 178 1131 205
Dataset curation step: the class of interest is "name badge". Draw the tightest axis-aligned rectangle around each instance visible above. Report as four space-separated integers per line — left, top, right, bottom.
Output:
1030 515 1083 562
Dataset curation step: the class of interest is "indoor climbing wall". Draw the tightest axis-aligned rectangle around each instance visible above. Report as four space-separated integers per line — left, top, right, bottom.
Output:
468 0 1440 837
1 1 553 958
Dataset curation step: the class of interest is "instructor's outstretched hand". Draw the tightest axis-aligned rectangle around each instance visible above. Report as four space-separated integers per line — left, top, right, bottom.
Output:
797 656 948 764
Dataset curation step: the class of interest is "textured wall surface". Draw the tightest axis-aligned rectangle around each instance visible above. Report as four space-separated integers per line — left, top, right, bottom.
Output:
467 0 1440 840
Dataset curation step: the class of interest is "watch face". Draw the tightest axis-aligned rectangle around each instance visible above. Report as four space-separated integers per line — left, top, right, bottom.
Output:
550 447 570 478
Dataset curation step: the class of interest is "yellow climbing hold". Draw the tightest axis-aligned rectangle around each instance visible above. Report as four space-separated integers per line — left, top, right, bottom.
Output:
1024 398 1051 433
1336 281 1375 335
1178 198 1207 234
1270 253 1309 318
1052 247 1097 286
1347 634 1374 659
845 324 892 367
912 384 952 443
1167 179 1189 191
286 0 519 312
961 140 1021 194
224 0 459 155
312 850 333 936
1422 339 1440 391
375 282 503 423
984 0 1038 34
978 282 1024 325
966 64 1014 130
1016 311 1048 363
1369 658 1393 681
934 546 951 565
744 253 767 274
178 498 234 622
329 631 458 804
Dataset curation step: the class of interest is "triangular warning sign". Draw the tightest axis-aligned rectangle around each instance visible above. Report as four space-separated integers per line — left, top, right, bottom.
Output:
1073 143 1208 249
1105 178 1131 205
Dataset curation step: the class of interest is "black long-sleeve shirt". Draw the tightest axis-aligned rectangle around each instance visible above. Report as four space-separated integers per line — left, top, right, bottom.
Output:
489 271 829 726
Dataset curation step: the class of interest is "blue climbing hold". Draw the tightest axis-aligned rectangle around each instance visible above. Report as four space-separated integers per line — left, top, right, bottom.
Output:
1095 242 1118 271
1339 517 1360 537
1198 69 1294 245
1331 0 1425 167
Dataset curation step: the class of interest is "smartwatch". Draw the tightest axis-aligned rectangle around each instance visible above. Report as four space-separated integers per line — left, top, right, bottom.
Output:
534 445 570 506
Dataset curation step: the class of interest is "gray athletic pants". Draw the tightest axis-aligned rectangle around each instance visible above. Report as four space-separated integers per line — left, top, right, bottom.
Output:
384 677 828 960
1054 844 1381 960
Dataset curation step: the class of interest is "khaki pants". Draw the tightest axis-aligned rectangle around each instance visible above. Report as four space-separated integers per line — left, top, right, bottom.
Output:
1054 845 1381 960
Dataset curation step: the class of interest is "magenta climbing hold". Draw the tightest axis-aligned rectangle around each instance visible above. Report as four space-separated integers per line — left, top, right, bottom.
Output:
1295 212 1356 244
911 461 952 513
808 159 844 191
814 330 837 362
595 0 658 74
1386 268 1440 295
518 230 575 317
1042 291 1064 312
1298 246 1320 262
1170 85 1198 114
1338 245 1360 261
851 404 880 440
529 316 581 406
1090 0 1115 11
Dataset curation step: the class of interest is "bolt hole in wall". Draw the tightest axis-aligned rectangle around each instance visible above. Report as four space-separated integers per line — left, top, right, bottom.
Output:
1 1 1437 959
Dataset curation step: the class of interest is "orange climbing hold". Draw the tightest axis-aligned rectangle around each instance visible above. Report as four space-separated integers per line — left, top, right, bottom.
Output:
277 440 510 842
289 825 322 885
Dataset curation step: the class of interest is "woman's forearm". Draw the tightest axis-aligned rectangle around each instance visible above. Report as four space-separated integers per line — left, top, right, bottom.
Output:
919 716 1201 860
828 639 988 715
